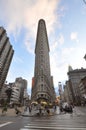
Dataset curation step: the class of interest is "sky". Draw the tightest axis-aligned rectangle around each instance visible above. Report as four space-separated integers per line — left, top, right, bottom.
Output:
0 0 86 95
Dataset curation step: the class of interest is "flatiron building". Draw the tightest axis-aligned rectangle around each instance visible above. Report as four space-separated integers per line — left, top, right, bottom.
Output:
31 19 56 103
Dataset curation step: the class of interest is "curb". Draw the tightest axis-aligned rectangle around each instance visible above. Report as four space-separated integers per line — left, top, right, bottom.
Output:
21 112 59 117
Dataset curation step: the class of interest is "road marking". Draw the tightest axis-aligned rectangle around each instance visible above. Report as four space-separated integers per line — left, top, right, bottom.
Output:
26 124 86 127
20 129 36 130
20 129 29 130
0 122 12 127
24 125 86 130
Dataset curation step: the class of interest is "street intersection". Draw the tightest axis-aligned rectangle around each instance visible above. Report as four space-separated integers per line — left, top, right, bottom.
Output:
0 106 86 130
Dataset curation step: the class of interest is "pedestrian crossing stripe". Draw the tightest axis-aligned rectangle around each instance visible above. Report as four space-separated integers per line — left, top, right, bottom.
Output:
0 122 12 127
21 126 86 130
25 124 86 127
20 129 35 130
20 129 29 130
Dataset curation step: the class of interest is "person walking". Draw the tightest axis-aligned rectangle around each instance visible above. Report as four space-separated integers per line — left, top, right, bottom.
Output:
15 106 21 116
29 105 32 113
37 103 42 115
2 102 8 115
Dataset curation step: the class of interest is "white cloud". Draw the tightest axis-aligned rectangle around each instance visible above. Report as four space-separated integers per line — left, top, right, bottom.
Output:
50 33 64 53
70 32 79 43
50 43 86 89
50 41 58 52
50 51 68 89
24 33 35 54
1 0 86 94
62 47 74 56
58 34 64 45
13 56 24 63
1 0 71 92
0 0 61 54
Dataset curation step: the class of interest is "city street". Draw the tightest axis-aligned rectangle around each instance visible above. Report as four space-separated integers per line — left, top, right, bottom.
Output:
0 1 86 130
0 107 86 130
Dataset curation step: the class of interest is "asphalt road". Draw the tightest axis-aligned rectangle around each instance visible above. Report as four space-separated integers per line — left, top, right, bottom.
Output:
0 107 86 130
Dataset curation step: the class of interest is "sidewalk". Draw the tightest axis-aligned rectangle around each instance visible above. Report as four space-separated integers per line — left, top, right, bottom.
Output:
0 107 58 117
22 107 60 117
73 106 86 116
0 107 24 116
1 106 85 117
76 106 86 113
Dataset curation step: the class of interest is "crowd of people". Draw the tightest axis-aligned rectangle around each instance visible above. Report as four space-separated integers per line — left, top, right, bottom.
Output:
1 100 75 116
23 102 57 116
14 102 73 116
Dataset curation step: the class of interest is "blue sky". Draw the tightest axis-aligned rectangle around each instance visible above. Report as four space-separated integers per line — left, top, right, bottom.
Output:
0 0 86 95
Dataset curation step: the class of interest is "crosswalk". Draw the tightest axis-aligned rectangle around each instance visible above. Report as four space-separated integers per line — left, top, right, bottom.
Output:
0 122 12 128
20 115 86 130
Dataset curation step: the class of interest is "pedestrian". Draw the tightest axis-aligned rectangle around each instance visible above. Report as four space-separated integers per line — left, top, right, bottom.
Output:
53 105 57 112
37 103 42 115
59 105 63 113
2 105 7 115
69 105 73 113
47 109 50 115
24 106 27 111
29 105 32 113
15 106 21 116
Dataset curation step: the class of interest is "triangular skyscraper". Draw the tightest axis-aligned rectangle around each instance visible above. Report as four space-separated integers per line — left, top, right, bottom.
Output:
31 19 56 103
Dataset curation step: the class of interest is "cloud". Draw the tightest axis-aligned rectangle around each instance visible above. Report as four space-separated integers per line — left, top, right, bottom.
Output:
0 0 61 54
70 32 79 43
50 51 68 88
24 33 35 54
62 47 74 56
82 4 86 18
50 33 64 53
13 56 24 63
58 34 64 45
0 0 67 91
50 46 76 88
50 41 58 52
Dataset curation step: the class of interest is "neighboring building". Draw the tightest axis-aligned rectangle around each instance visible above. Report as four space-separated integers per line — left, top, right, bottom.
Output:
0 83 12 104
0 27 14 91
63 80 73 104
58 82 64 106
0 84 8 103
23 89 30 106
58 82 63 101
10 77 27 105
10 83 20 105
31 19 56 103
79 76 86 105
67 66 86 105
15 77 27 104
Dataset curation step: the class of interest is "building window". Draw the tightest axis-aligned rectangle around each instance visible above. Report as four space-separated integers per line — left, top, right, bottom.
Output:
41 84 43 91
41 94 43 97
41 76 43 81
